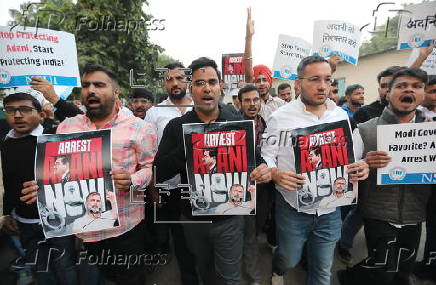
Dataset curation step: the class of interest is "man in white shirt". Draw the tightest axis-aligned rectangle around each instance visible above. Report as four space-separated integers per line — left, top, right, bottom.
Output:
318 177 356 209
214 184 255 215
144 62 198 285
261 56 369 285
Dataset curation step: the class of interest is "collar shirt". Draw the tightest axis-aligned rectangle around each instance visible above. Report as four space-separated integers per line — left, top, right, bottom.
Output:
261 97 363 216
144 98 192 189
259 95 286 121
56 109 157 242
5 124 43 140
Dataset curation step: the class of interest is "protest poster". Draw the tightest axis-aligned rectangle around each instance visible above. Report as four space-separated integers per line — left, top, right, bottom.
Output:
182 121 256 216
222 53 245 90
272 34 311 80
291 120 356 211
0 26 80 99
312 20 361 65
406 46 436 75
35 129 119 238
377 121 436 185
397 2 436 50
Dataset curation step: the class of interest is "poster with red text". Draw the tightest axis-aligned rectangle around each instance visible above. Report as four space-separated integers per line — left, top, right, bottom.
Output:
291 120 357 211
35 129 119 238
182 121 256 216
222 53 245 90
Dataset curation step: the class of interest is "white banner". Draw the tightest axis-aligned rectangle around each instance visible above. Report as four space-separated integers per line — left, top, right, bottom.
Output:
397 2 436 50
272 34 311 80
312 20 361 65
0 26 80 99
406 47 436 75
377 121 436 185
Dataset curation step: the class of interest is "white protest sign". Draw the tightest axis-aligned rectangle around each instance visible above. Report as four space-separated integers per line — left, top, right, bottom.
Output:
272 35 311 80
312 20 361 65
377 121 436 185
406 47 436 75
397 2 436 50
0 26 80 99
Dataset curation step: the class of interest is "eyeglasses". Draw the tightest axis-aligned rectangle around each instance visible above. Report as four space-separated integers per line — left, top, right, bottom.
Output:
192 79 219 87
299 76 334 85
4 106 37 115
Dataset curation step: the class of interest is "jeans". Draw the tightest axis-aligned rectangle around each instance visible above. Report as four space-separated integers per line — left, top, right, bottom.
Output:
341 218 421 285
273 193 341 285
339 205 363 249
243 215 262 283
18 222 78 285
182 215 244 285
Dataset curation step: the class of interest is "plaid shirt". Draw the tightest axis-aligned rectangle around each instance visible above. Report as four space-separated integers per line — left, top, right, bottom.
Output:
57 109 157 242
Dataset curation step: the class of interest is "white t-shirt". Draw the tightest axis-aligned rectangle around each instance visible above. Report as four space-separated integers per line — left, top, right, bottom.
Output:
72 211 116 233
214 202 253 215
318 191 355 209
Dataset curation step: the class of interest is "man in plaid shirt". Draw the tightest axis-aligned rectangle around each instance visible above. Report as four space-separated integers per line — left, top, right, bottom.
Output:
21 64 157 284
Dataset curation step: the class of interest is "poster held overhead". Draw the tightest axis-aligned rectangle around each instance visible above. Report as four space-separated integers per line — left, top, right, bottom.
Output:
272 34 311 80
312 20 361 65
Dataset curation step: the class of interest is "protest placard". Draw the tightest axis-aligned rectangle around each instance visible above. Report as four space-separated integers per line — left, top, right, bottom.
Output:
0 26 80 99
272 34 311 80
312 20 361 65
397 2 436 50
291 120 357 211
35 129 119 238
222 53 245 90
406 46 436 75
182 121 256 216
377 121 436 185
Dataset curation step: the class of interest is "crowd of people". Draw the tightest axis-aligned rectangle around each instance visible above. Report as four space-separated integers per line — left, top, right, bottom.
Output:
0 8 435 285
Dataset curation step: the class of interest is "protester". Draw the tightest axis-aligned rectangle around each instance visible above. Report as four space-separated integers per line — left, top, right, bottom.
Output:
341 84 365 117
262 56 369 285
154 57 271 284
1 92 78 285
19 64 157 285
127 88 153 119
328 79 340 104
338 68 432 285
277 83 292 102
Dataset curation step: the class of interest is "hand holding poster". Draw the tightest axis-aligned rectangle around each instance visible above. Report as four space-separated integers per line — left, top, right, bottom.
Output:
407 47 436 75
377 122 436 185
397 2 436 50
182 121 256 216
291 120 356 211
312 20 361 65
272 34 311 80
35 129 119 238
0 26 80 99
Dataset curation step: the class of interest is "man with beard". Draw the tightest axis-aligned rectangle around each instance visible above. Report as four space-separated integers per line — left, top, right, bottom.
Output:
337 68 432 285
261 56 369 285
353 66 404 123
215 184 256 215
154 57 271 285
127 88 153 119
341 84 365 117
328 80 340 104
20 64 157 285
72 191 117 233
277 83 293 102
244 8 286 120
144 62 199 285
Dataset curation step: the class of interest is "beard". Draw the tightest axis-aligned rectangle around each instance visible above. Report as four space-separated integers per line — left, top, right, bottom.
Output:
85 96 116 119
300 93 325 106
168 87 186 100
390 105 416 116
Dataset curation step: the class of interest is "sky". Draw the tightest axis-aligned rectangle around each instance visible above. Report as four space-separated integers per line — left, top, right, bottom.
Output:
1 0 423 70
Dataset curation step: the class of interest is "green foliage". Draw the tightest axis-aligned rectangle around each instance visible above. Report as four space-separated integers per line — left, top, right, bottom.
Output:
8 0 178 97
359 15 400 57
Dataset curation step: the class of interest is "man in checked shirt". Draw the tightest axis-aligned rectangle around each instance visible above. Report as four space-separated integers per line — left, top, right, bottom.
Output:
20 64 157 285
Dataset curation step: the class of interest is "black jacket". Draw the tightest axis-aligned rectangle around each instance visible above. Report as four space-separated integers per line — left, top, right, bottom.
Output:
353 100 386 124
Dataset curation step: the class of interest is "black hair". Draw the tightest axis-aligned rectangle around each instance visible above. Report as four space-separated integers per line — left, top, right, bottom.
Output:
337 96 347 106
164 62 185 70
277 83 291 92
388 68 428 90
309 147 321 156
3 92 42 112
56 155 70 165
427 75 436 86
82 63 119 86
376 66 405 83
188 57 221 81
238 85 258 102
297 56 328 77
129 88 154 101
204 148 217 158
331 79 338 87
345 84 364 96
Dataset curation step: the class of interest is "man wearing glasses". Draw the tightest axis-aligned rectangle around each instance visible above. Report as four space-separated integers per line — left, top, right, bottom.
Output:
262 56 369 285
154 57 271 284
